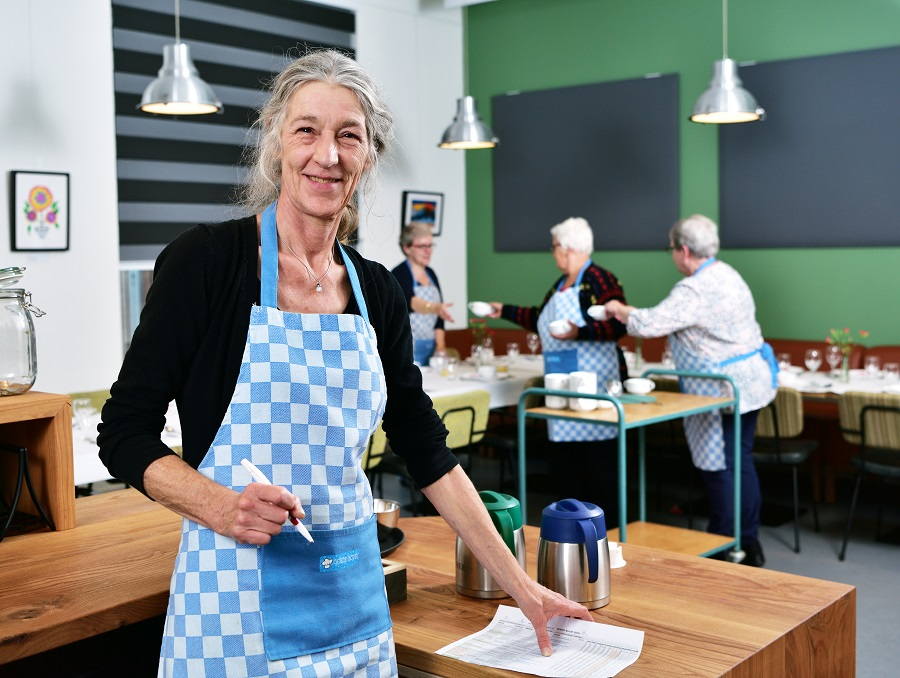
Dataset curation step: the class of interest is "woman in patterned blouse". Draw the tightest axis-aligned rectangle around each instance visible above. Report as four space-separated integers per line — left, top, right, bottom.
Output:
605 214 777 567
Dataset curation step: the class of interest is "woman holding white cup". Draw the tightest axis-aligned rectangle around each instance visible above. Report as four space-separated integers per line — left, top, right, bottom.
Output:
484 217 628 524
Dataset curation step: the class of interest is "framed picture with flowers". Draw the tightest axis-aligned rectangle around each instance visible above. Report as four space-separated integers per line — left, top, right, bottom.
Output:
10 171 70 251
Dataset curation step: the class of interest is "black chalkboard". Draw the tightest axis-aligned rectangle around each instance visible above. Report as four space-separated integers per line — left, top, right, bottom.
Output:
492 74 680 252
719 46 900 248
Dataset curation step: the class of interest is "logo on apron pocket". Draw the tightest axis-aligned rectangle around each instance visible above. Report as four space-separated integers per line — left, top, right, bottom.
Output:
320 549 360 573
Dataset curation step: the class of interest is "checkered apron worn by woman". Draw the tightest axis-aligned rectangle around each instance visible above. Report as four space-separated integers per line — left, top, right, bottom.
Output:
159 202 395 677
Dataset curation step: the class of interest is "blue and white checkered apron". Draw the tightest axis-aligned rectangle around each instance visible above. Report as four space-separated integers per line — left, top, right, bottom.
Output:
406 262 441 365
159 203 395 677
538 263 618 442
669 333 729 472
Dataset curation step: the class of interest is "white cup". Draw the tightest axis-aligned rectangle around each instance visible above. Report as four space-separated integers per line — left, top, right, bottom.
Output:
568 371 598 411
477 364 497 380
544 373 569 409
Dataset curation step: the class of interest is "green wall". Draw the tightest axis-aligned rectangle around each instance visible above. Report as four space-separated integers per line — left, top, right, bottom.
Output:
464 0 900 344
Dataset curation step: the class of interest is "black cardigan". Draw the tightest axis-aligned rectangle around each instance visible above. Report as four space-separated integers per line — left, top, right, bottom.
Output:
98 217 457 496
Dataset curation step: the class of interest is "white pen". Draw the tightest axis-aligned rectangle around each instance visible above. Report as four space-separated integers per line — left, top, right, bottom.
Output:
240 458 314 542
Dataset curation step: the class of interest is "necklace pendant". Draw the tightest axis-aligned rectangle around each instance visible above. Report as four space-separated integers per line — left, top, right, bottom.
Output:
315 283 323 293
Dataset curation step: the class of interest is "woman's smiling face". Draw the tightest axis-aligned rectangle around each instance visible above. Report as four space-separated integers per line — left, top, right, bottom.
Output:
278 81 371 224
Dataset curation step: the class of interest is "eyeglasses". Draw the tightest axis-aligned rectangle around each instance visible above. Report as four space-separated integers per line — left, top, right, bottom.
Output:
665 245 678 255
550 243 563 252
409 243 435 250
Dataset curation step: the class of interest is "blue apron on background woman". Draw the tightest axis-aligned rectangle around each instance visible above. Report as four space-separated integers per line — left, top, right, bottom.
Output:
538 261 618 443
406 261 442 365
669 259 779 471
159 202 395 677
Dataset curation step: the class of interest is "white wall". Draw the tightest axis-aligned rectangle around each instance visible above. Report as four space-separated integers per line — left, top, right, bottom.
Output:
0 0 467 397
354 0 468 329
1 0 122 395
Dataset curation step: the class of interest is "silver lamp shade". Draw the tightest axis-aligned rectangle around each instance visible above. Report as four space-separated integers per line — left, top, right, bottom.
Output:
690 58 764 124
439 96 499 149
138 43 222 115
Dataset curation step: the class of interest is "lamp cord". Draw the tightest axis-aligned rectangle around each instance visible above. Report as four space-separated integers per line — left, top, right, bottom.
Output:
722 0 728 59
175 0 181 43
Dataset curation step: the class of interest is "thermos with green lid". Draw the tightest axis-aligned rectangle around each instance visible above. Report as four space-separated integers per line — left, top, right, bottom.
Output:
456 490 527 598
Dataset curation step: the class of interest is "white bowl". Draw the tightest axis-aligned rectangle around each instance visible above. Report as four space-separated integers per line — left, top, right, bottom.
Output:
468 301 493 317
587 305 607 321
548 319 570 335
623 378 656 395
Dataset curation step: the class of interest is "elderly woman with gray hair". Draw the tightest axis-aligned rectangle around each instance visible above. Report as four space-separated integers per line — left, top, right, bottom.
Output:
99 50 590 674
487 216 628 524
605 214 777 567
391 222 454 365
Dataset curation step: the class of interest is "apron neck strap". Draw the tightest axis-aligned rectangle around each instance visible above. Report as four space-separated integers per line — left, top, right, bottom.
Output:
557 259 592 292
258 201 369 324
693 256 717 275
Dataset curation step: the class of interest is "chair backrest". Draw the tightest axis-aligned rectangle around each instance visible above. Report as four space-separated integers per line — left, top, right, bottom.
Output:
361 421 387 472
431 390 491 449
837 392 900 450
68 389 111 413
521 375 545 410
756 387 805 440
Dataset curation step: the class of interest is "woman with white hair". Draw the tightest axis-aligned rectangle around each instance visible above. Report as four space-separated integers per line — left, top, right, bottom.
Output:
605 214 777 567
487 217 628 523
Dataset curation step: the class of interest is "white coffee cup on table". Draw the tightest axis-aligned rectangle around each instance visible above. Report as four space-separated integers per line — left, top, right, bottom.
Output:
544 373 569 409
568 371 598 411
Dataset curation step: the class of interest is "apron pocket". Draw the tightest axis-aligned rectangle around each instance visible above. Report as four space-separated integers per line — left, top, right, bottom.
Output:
543 349 579 375
260 517 391 660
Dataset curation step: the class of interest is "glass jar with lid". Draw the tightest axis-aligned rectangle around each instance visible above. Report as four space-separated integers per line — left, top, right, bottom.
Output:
0 267 46 396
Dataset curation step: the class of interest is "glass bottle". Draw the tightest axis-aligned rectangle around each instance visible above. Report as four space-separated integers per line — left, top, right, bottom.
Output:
0 286 45 396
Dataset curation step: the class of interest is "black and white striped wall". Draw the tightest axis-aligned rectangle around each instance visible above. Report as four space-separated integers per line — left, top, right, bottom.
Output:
111 0 355 260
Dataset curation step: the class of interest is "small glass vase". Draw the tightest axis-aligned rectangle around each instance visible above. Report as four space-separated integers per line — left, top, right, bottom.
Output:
839 354 851 383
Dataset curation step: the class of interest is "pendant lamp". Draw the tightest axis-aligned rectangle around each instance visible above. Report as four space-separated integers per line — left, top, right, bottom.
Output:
438 7 498 149
690 0 764 124
138 0 222 115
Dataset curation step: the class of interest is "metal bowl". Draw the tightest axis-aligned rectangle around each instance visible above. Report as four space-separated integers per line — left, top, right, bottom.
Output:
373 498 400 528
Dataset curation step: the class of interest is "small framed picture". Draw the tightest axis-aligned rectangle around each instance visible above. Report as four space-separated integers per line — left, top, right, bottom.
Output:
9 171 70 252
401 191 444 237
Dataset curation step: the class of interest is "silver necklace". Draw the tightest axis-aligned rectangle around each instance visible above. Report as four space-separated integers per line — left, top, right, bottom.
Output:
279 234 333 293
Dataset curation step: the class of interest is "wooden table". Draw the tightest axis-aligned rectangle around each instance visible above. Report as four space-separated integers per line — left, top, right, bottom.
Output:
518 373 742 550
391 517 855 677
0 493 855 677
0 391 75 530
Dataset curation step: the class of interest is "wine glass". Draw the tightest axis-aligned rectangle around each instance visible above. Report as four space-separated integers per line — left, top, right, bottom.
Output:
506 342 520 360
526 332 540 357
804 349 822 373
605 379 623 398
825 345 842 374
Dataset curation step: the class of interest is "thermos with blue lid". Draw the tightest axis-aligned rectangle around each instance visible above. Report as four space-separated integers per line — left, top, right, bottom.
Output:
537 498 611 609
456 490 526 598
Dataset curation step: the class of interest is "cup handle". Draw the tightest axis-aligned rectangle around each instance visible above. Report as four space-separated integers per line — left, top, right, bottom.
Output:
577 519 599 583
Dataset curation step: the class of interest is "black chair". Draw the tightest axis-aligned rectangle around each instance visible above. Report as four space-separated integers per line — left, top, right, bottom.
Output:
837 392 900 561
752 387 820 553
0 443 55 541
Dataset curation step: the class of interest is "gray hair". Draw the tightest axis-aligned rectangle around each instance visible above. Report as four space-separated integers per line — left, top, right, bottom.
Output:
399 222 433 251
670 214 720 258
238 49 394 243
550 217 593 254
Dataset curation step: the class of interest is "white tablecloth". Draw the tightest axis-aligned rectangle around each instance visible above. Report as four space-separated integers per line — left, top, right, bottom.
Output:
419 356 544 409
778 368 900 396
73 404 182 487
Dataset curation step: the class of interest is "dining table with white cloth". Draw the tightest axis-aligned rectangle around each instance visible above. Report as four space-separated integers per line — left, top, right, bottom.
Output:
72 402 182 488
777 367 900 396
418 355 544 409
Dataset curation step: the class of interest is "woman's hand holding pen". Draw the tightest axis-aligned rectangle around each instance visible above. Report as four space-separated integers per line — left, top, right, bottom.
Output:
227 483 305 545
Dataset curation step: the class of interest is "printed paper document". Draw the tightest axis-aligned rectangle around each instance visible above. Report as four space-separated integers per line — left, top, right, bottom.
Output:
436 605 643 677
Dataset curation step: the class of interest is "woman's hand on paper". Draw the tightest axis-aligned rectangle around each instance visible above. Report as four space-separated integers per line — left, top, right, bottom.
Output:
515 581 594 656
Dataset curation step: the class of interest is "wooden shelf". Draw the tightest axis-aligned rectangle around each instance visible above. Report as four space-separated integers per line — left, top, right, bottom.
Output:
0 391 75 531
